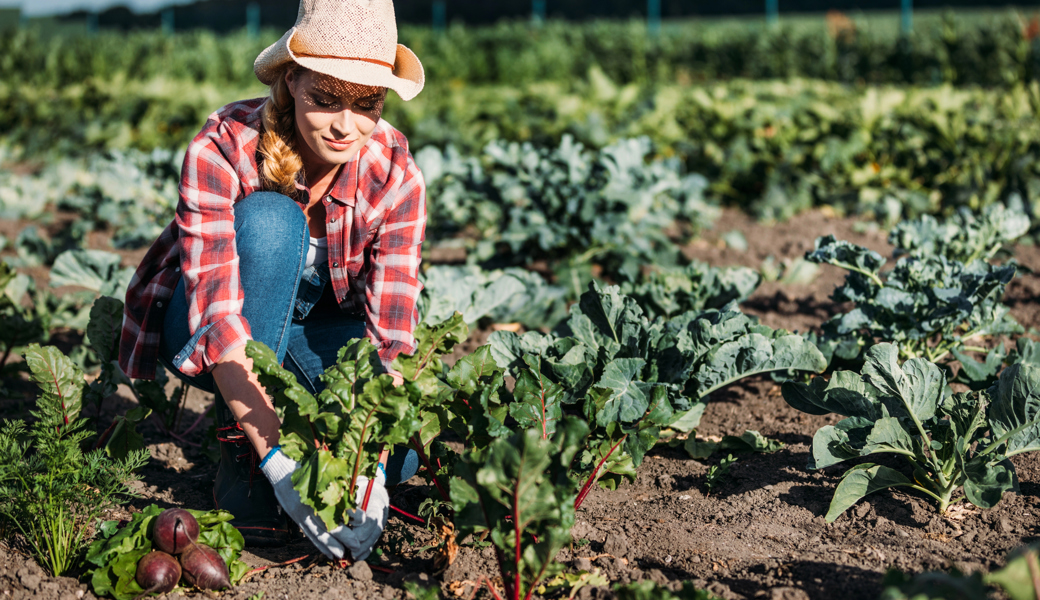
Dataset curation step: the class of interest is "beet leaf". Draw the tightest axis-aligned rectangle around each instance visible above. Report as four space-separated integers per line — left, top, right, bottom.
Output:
85 505 248 600
451 416 588 600
247 338 422 531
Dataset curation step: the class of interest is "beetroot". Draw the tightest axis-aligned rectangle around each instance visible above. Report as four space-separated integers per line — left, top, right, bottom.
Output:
152 508 199 555
179 543 232 591
134 551 181 597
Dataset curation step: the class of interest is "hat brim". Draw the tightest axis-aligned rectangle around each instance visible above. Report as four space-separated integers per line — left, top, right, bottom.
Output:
254 28 425 101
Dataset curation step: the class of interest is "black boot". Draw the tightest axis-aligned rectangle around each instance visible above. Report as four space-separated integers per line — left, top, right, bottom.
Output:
213 392 298 547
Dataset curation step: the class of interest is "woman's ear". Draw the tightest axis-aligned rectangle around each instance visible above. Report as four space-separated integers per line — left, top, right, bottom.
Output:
284 68 299 97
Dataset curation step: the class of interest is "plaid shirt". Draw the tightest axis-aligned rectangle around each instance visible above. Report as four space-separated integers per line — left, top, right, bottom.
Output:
119 98 426 380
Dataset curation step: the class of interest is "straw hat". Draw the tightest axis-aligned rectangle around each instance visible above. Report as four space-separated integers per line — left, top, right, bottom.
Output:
254 0 424 101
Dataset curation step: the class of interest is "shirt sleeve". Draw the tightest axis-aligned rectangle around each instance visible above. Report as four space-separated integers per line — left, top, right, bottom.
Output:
364 150 426 371
173 122 252 377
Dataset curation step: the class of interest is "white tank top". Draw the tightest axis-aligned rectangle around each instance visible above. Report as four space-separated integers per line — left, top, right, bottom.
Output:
305 237 328 269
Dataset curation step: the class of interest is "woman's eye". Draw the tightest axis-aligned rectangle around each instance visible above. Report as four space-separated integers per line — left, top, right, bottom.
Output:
312 94 337 108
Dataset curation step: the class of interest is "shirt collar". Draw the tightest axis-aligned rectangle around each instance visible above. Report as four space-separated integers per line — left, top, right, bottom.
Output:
293 151 360 207
328 152 359 207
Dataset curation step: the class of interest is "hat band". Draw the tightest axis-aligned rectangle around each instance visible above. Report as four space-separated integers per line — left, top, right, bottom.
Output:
293 52 395 70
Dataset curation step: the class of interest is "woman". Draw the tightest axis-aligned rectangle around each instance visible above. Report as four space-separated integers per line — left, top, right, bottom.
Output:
119 0 426 561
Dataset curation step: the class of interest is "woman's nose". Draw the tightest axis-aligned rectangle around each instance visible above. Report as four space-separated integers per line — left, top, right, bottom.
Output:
331 108 358 137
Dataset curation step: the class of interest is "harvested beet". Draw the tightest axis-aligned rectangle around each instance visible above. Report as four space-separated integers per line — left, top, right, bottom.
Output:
179 543 232 590
134 551 181 597
152 508 199 555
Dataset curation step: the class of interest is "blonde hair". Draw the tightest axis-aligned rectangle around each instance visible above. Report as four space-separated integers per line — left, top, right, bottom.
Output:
258 66 304 195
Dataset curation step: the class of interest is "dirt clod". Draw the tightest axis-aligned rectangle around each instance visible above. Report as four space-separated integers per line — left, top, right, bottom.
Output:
764 587 810 600
347 561 372 582
603 533 628 558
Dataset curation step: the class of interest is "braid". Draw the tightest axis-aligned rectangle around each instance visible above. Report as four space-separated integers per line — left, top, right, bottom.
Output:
258 66 304 195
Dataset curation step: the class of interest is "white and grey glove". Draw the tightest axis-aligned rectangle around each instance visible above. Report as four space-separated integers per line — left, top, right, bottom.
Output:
334 467 390 560
259 448 347 560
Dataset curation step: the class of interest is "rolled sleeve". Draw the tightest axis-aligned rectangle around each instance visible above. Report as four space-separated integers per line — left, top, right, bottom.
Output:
174 313 252 376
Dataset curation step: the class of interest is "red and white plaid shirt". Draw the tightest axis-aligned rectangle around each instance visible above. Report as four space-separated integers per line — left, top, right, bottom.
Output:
119 98 426 380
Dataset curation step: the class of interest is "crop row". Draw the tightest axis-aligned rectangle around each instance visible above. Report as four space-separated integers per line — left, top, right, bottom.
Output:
5 77 1040 231
4 200 1040 599
4 12 1040 89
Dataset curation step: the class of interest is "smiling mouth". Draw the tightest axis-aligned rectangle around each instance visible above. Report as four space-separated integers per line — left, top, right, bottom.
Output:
324 137 356 149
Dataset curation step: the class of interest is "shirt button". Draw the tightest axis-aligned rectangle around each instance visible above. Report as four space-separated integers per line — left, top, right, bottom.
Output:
332 262 339 268
156 301 163 308
325 196 332 204
330 218 336 223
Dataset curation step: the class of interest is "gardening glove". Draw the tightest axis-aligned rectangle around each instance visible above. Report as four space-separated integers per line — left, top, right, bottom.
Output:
259 448 347 560
328 465 389 561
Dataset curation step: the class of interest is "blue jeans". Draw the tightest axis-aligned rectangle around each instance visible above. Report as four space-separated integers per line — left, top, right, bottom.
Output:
158 192 418 485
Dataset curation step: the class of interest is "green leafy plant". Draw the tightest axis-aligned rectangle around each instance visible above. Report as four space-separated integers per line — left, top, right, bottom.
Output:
782 342 1040 520
85 504 249 600
0 344 149 576
704 454 738 494
806 235 1020 366
619 260 761 319
0 260 45 370
489 282 826 507
889 204 1030 263
451 416 589 600
419 265 568 330
420 135 717 284
682 430 784 460
246 338 422 529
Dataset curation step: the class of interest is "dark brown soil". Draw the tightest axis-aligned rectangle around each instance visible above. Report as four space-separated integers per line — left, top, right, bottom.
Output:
2 208 1039 600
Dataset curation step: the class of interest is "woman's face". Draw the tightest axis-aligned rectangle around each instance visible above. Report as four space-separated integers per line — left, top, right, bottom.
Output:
285 68 387 169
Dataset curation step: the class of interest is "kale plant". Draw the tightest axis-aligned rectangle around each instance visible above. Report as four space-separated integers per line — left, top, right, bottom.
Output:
0 345 149 576
619 260 761 319
783 343 1040 519
889 203 1029 263
806 235 1020 366
418 136 718 282
490 282 826 505
419 264 568 330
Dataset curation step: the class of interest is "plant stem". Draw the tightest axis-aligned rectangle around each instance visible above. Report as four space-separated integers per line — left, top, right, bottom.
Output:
960 345 990 353
904 408 949 489
178 399 213 437
575 436 626 511
173 384 190 432
484 576 506 600
410 435 450 502
513 474 523 600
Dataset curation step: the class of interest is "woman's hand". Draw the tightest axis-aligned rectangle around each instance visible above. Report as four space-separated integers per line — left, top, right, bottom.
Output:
337 470 390 560
390 371 404 387
260 448 355 559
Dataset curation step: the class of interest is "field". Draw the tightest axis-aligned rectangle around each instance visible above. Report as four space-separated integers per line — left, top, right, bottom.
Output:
4 10 1040 600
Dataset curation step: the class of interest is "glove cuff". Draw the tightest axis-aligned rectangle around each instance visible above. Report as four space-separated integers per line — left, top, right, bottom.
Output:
260 448 296 485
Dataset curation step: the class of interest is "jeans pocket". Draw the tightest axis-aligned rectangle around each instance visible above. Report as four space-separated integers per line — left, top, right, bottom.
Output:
293 263 331 320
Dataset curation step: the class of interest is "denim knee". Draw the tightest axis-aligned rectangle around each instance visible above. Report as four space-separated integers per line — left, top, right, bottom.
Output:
234 192 308 264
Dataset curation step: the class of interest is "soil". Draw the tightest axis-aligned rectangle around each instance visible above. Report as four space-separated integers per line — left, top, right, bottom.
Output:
2 208 1039 600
